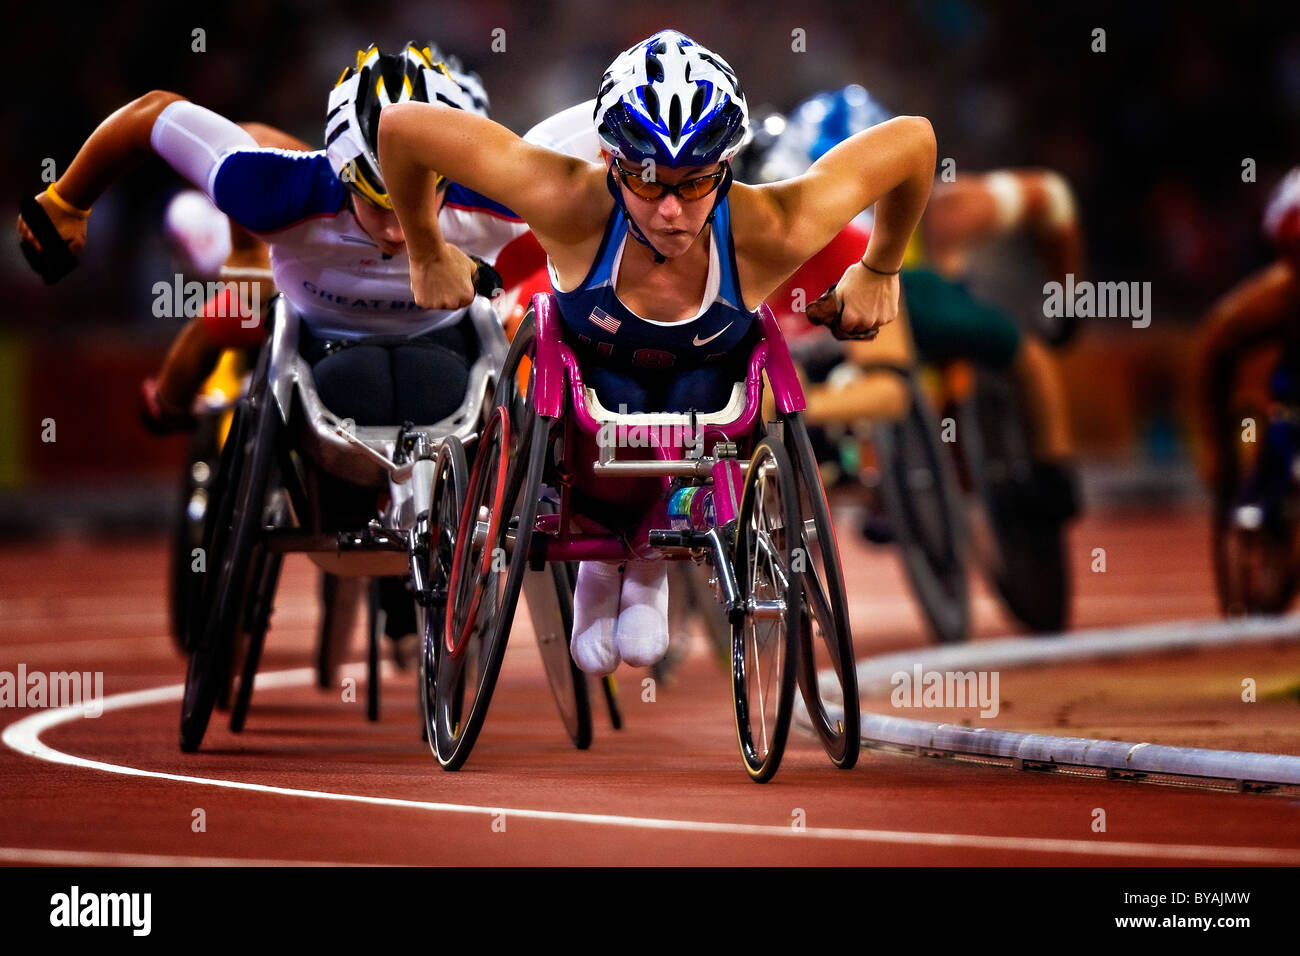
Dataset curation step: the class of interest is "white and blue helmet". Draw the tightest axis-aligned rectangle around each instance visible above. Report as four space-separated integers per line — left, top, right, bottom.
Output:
594 31 749 167
749 85 894 183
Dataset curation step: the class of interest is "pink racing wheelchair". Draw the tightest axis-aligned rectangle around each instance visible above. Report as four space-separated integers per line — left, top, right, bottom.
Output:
420 293 860 782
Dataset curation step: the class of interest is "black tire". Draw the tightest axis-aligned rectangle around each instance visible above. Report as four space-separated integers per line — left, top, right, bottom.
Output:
781 414 860 768
366 579 382 722
169 412 224 653
419 437 468 755
1214 518 1300 615
523 560 593 749
494 311 534 431
434 408 548 770
600 675 624 731
874 378 970 644
495 308 594 747
228 548 283 734
180 348 279 753
732 438 801 783
961 370 1071 633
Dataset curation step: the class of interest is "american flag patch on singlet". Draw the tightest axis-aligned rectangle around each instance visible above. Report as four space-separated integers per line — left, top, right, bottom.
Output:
588 306 622 334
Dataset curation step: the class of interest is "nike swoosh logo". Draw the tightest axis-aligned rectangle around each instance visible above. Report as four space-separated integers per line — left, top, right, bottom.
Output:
692 322 733 347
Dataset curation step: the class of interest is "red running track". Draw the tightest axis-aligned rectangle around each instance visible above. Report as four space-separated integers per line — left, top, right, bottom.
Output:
2 504 1299 865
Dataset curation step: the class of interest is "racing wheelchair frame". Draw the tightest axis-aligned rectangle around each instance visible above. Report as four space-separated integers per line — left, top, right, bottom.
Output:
427 293 860 782
177 293 597 754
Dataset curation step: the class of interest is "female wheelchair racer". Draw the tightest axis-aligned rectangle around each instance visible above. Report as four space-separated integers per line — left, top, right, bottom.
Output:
380 30 936 778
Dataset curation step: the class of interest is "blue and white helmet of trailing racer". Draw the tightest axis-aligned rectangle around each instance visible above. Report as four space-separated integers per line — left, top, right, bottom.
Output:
325 42 488 210
757 84 894 183
594 30 749 168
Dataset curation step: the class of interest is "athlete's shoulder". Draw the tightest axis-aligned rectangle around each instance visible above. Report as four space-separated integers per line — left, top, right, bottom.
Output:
211 148 347 234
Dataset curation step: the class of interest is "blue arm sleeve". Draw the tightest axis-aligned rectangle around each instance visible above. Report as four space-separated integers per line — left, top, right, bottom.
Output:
210 149 347 233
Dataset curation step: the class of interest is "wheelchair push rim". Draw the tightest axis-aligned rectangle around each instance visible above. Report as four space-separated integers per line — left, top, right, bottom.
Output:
419 435 469 755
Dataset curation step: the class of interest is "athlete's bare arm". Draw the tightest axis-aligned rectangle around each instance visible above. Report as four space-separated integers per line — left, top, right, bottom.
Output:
377 102 610 310
17 90 187 256
1192 259 1300 483
924 169 1083 279
732 115 936 331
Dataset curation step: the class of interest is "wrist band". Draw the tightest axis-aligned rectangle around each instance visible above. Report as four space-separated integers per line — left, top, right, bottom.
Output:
862 260 900 276
45 184 91 219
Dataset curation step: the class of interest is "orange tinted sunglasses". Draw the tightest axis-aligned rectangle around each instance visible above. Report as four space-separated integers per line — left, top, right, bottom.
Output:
615 162 726 202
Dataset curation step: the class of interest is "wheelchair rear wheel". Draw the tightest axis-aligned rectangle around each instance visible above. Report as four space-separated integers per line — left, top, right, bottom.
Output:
522 559 593 749
961 371 1070 633
180 349 280 752
170 412 225 652
780 413 860 769
874 378 970 644
228 545 284 734
732 438 801 783
419 436 468 754
435 408 548 769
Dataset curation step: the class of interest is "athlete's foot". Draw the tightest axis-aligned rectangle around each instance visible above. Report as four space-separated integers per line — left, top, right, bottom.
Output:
571 561 623 675
616 560 669 668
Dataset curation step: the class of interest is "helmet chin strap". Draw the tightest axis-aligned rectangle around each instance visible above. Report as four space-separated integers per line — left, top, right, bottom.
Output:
604 163 734 266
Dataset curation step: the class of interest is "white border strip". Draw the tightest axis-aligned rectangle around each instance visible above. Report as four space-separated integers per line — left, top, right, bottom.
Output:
847 614 1300 786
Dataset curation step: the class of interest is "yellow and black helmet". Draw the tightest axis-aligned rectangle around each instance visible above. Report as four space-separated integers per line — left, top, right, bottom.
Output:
325 43 488 209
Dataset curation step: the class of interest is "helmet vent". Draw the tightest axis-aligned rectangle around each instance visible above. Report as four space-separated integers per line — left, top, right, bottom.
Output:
690 85 705 123
668 96 682 144
646 53 665 83
644 86 660 123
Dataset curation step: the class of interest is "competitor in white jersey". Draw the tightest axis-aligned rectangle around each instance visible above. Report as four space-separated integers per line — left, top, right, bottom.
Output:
18 43 532 427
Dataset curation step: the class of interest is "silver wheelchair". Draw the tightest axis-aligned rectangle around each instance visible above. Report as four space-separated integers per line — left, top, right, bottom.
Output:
177 291 597 753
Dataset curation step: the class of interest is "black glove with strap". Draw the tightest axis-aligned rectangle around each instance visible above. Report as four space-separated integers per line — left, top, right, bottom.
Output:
18 195 79 284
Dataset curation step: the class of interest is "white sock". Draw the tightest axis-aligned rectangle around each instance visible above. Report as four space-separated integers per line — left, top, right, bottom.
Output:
616 559 670 667
570 561 623 675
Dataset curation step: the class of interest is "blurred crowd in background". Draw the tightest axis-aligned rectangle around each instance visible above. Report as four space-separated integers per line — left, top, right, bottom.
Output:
1 0 1298 510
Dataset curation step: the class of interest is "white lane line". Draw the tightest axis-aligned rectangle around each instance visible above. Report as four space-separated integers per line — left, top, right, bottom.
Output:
5 666 1300 863
0 847 374 867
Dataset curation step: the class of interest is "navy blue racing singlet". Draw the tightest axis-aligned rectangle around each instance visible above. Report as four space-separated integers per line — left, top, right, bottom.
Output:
551 197 757 371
